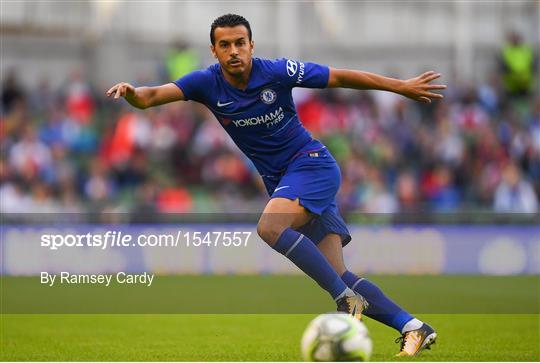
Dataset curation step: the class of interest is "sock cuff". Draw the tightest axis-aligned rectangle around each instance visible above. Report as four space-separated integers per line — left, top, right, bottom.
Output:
273 228 303 256
397 316 421 333
333 286 354 301
342 270 367 291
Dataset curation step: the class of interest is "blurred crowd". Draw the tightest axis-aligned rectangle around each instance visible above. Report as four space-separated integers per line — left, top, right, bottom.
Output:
1 61 539 216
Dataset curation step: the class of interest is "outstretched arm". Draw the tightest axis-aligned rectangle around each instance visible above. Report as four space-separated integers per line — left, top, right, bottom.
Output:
106 82 185 109
327 68 446 103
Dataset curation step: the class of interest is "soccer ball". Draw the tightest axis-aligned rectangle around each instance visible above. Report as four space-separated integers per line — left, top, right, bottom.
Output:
301 313 372 361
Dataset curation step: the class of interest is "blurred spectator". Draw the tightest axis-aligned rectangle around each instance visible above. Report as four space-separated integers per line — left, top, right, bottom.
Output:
427 165 460 212
1 68 25 114
164 40 200 82
0 182 30 213
1 66 538 216
9 125 52 177
101 111 150 166
493 162 538 213
59 184 83 214
29 78 58 116
41 144 76 186
453 87 489 130
477 74 501 116
84 158 115 202
64 69 95 124
395 171 420 213
0 157 27 213
361 166 398 213
156 186 193 213
529 100 540 154
28 182 60 213
434 118 464 167
499 31 537 99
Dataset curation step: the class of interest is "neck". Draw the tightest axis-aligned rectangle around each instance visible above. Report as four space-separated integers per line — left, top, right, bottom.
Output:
222 60 253 90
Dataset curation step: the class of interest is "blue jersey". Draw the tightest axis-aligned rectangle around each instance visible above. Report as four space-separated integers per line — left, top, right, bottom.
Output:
173 57 329 183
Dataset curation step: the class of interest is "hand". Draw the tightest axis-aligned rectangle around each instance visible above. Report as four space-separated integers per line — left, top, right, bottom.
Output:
106 82 136 100
400 71 446 103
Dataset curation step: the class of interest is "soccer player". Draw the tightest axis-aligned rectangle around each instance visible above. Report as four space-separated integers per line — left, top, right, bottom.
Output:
107 14 445 357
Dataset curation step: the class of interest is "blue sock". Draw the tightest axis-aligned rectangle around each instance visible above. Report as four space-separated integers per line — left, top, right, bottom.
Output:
342 270 414 332
273 228 348 300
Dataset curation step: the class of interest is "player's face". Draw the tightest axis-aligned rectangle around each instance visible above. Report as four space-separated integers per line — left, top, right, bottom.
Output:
211 25 254 76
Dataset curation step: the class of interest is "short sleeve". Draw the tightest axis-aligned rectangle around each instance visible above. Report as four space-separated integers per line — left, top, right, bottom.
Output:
173 69 212 102
269 58 329 89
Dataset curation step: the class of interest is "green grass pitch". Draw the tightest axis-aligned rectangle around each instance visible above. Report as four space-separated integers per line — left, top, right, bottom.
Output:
1 275 539 361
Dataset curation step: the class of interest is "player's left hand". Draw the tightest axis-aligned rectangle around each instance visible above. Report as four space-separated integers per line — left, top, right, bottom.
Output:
400 71 446 103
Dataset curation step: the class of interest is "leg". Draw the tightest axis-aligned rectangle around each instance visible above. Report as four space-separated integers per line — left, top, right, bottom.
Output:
316 233 347 276
317 233 418 332
257 197 352 301
259 151 362 313
257 197 312 246
317 233 437 356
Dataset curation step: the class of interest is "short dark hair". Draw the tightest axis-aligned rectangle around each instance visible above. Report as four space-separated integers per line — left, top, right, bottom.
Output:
210 14 252 45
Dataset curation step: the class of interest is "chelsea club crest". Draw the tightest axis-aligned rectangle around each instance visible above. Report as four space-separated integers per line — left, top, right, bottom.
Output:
260 88 277 105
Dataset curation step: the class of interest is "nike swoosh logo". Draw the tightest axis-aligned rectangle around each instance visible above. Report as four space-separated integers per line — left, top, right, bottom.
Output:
274 186 290 192
217 101 234 107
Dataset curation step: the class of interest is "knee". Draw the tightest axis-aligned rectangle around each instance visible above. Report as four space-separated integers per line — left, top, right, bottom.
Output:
257 217 286 247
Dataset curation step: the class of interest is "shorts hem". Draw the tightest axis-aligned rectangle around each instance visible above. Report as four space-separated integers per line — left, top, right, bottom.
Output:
269 194 325 216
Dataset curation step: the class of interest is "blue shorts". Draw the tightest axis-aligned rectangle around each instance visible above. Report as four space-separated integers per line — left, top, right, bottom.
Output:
264 148 352 246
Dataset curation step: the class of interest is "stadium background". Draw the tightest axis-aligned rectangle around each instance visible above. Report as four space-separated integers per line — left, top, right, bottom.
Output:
1 1 539 361
2 1 539 273
2 1 539 216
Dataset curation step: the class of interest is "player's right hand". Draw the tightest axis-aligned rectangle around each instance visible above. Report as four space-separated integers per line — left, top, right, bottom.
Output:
106 82 136 100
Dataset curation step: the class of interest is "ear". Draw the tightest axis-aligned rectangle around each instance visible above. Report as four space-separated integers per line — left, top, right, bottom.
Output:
250 40 254 54
210 44 217 58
